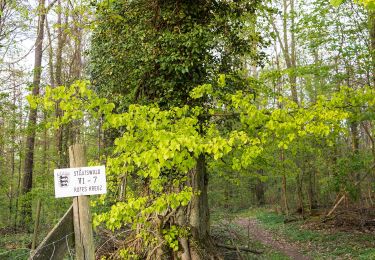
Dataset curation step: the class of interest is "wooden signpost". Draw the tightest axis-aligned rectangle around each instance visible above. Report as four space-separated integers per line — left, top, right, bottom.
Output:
69 144 95 260
30 144 106 260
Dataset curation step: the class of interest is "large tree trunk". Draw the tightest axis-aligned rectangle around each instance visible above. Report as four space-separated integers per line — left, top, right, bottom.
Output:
169 154 216 260
188 154 213 259
21 0 46 227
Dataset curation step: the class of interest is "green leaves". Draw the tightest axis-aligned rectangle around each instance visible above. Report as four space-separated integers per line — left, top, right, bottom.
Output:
330 0 344 7
29 77 375 256
190 84 213 99
330 0 375 9
355 0 375 9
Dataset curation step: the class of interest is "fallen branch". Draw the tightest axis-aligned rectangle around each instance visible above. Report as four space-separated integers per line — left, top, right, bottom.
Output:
216 243 263 255
326 193 347 218
326 163 375 218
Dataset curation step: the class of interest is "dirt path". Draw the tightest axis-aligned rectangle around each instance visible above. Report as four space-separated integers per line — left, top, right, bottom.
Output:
236 217 311 260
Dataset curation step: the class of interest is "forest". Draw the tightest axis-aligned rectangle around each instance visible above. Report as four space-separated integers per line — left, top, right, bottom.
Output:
0 0 374 259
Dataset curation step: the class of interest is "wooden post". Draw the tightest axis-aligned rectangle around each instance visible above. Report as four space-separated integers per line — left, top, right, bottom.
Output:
69 144 95 260
31 199 42 250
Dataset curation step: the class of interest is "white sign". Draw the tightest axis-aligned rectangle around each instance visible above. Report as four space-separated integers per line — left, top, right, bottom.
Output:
54 166 107 198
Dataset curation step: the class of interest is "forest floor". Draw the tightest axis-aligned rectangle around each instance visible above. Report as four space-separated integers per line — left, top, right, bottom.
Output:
212 207 375 259
1 207 374 259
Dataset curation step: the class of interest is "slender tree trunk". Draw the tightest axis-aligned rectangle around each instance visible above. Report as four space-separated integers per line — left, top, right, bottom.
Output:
282 174 289 215
21 0 46 226
296 172 304 217
224 182 230 209
66 1 83 144
255 170 265 206
351 122 361 200
361 122 375 206
69 0 82 82
9 76 17 226
280 151 289 215
55 0 64 87
290 0 298 103
278 0 298 103
369 10 375 87
0 113 4 178
308 169 318 210
46 18 55 88
14 93 24 230
55 0 67 168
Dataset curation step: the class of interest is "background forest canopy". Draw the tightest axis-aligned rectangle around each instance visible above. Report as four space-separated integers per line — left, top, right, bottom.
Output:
0 0 374 259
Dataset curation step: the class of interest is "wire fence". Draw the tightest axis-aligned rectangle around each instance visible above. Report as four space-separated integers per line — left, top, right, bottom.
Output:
0 232 74 260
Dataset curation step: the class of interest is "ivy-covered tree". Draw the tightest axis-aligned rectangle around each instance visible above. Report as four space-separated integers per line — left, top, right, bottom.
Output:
89 0 264 257
90 0 264 107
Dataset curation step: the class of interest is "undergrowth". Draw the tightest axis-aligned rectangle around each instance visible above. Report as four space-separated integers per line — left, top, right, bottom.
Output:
0 232 32 259
237 208 375 259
